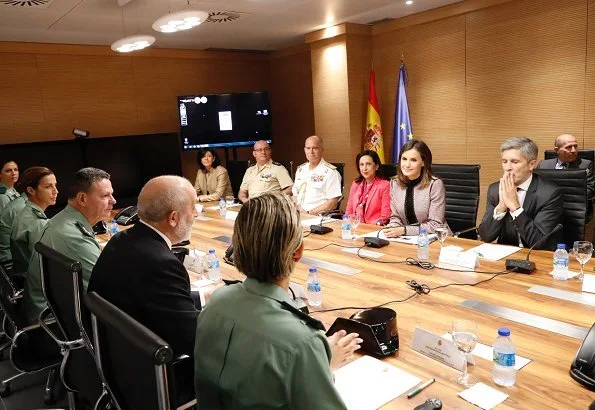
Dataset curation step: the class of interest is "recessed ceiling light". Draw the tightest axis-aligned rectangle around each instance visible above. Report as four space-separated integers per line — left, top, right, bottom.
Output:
111 35 155 53
152 10 209 33
405 0 413 4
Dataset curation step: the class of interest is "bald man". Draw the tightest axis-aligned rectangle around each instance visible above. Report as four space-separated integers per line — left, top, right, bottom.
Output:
293 136 342 215
238 140 293 203
537 134 594 220
89 175 200 355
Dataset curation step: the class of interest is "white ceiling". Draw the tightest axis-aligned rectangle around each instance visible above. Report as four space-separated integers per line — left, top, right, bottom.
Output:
0 0 462 51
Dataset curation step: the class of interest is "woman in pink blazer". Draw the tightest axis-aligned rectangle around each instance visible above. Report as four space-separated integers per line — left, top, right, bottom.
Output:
345 150 391 225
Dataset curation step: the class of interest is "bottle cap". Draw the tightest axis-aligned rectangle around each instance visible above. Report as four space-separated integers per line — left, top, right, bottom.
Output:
420 228 426 233
209 249 215 254
498 327 510 336
309 267 317 273
112 219 117 223
343 214 350 219
556 244 566 249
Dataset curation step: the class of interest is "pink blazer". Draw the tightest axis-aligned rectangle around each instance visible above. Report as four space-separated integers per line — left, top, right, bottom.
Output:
345 178 391 224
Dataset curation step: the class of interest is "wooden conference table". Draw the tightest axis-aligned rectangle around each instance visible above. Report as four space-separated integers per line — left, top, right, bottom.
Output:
186 204 595 409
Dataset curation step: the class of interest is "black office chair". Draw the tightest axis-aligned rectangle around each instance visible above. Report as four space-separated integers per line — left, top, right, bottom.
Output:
533 169 587 248
544 149 595 163
432 164 481 239
379 164 397 179
331 162 345 210
35 242 103 409
0 264 61 403
85 291 195 410
226 160 250 198
277 160 294 180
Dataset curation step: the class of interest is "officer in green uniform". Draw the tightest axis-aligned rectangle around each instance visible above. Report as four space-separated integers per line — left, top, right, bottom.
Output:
194 193 361 409
24 167 116 325
0 193 27 272
10 166 59 275
0 160 20 214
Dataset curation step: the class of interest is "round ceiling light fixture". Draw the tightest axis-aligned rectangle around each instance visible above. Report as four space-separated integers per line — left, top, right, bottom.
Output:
152 10 209 33
110 35 156 53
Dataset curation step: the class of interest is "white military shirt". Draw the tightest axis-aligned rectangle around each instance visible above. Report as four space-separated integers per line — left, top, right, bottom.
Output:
292 158 342 212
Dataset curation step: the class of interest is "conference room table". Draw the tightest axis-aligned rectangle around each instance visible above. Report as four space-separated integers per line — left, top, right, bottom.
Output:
187 204 595 409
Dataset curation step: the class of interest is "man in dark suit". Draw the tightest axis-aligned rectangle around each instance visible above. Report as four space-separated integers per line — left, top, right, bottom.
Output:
537 133 594 221
479 137 563 251
88 175 199 355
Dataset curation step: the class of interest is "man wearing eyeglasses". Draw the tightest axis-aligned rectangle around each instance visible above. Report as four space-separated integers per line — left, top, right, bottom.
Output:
238 140 293 203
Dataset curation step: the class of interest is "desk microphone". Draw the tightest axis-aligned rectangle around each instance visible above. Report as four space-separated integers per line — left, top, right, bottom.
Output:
454 226 479 238
364 227 390 248
504 223 563 274
310 210 342 235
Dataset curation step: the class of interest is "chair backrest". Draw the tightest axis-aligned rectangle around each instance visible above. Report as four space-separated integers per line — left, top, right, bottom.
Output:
226 160 250 198
85 292 175 410
544 149 595 163
379 164 397 179
331 163 345 209
277 160 294 180
533 169 587 247
0 264 24 332
432 164 481 239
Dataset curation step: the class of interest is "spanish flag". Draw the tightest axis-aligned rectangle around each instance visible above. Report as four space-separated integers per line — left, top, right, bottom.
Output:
363 70 385 163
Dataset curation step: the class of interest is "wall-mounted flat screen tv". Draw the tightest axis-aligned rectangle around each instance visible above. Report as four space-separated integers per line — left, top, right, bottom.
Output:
178 91 271 150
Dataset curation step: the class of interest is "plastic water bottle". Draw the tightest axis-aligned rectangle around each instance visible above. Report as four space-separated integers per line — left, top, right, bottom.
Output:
417 228 429 261
493 328 516 387
207 249 220 281
109 219 119 237
553 243 569 280
219 197 227 217
306 267 322 307
341 214 352 240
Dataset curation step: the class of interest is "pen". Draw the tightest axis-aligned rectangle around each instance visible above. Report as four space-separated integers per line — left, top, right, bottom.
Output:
407 378 436 399
473 251 484 258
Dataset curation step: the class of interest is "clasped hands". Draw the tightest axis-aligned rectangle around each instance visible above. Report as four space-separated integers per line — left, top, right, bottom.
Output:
496 171 520 214
327 330 363 370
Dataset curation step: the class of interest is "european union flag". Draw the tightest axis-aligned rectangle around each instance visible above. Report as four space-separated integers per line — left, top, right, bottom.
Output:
392 63 413 162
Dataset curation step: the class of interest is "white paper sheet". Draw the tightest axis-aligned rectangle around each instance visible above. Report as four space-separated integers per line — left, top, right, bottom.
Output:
468 243 521 261
458 382 508 410
205 203 241 210
582 274 595 294
334 356 421 410
360 230 436 245
547 269 580 280
224 211 238 220
442 333 531 371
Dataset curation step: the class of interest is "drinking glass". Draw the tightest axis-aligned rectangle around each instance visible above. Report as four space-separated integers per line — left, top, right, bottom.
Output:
452 319 478 387
351 212 361 239
225 196 235 207
435 225 448 249
573 241 593 282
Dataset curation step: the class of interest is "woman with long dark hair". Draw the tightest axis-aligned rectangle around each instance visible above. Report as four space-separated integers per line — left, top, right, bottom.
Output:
194 148 233 202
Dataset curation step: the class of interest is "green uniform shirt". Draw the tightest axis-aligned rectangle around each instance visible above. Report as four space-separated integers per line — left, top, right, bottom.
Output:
10 201 48 275
24 204 101 324
0 194 26 270
0 182 20 215
194 277 347 410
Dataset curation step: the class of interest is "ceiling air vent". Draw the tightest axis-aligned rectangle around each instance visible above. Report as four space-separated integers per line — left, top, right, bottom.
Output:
0 0 54 7
206 11 241 23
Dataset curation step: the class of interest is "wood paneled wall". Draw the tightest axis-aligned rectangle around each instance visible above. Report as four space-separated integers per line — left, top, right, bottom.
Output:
371 0 594 221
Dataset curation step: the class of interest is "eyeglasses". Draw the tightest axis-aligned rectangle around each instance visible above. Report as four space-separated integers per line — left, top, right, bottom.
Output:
254 148 271 153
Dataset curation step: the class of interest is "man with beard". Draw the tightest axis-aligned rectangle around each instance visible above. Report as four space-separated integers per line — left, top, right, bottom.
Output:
88 175 199 355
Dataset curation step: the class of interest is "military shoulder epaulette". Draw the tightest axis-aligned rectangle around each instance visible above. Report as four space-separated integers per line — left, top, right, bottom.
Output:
322 162 336 170
32 208 47 219
75 222 95 238
272 161 282 166
296 162 308 170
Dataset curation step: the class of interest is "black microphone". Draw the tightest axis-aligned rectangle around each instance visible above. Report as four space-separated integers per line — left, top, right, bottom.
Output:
364 227 390 248
310 210 342 235
454 226 479 238
504 223 563 274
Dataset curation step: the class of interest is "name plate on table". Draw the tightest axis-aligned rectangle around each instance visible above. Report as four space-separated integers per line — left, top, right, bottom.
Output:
439 246 478 270
411 327 465 371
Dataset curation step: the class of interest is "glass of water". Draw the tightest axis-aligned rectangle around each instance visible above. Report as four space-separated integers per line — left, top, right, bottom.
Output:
435 225 448 249
573 241 593 282
351 212 361 239
225 196 235 207
452 319 478 387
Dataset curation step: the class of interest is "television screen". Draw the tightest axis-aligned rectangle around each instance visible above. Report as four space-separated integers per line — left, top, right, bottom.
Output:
178 91 271 150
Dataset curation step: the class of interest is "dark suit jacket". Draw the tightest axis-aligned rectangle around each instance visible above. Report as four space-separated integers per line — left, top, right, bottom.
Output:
537 157 594 200
478 174 563 251
88 222 199 355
